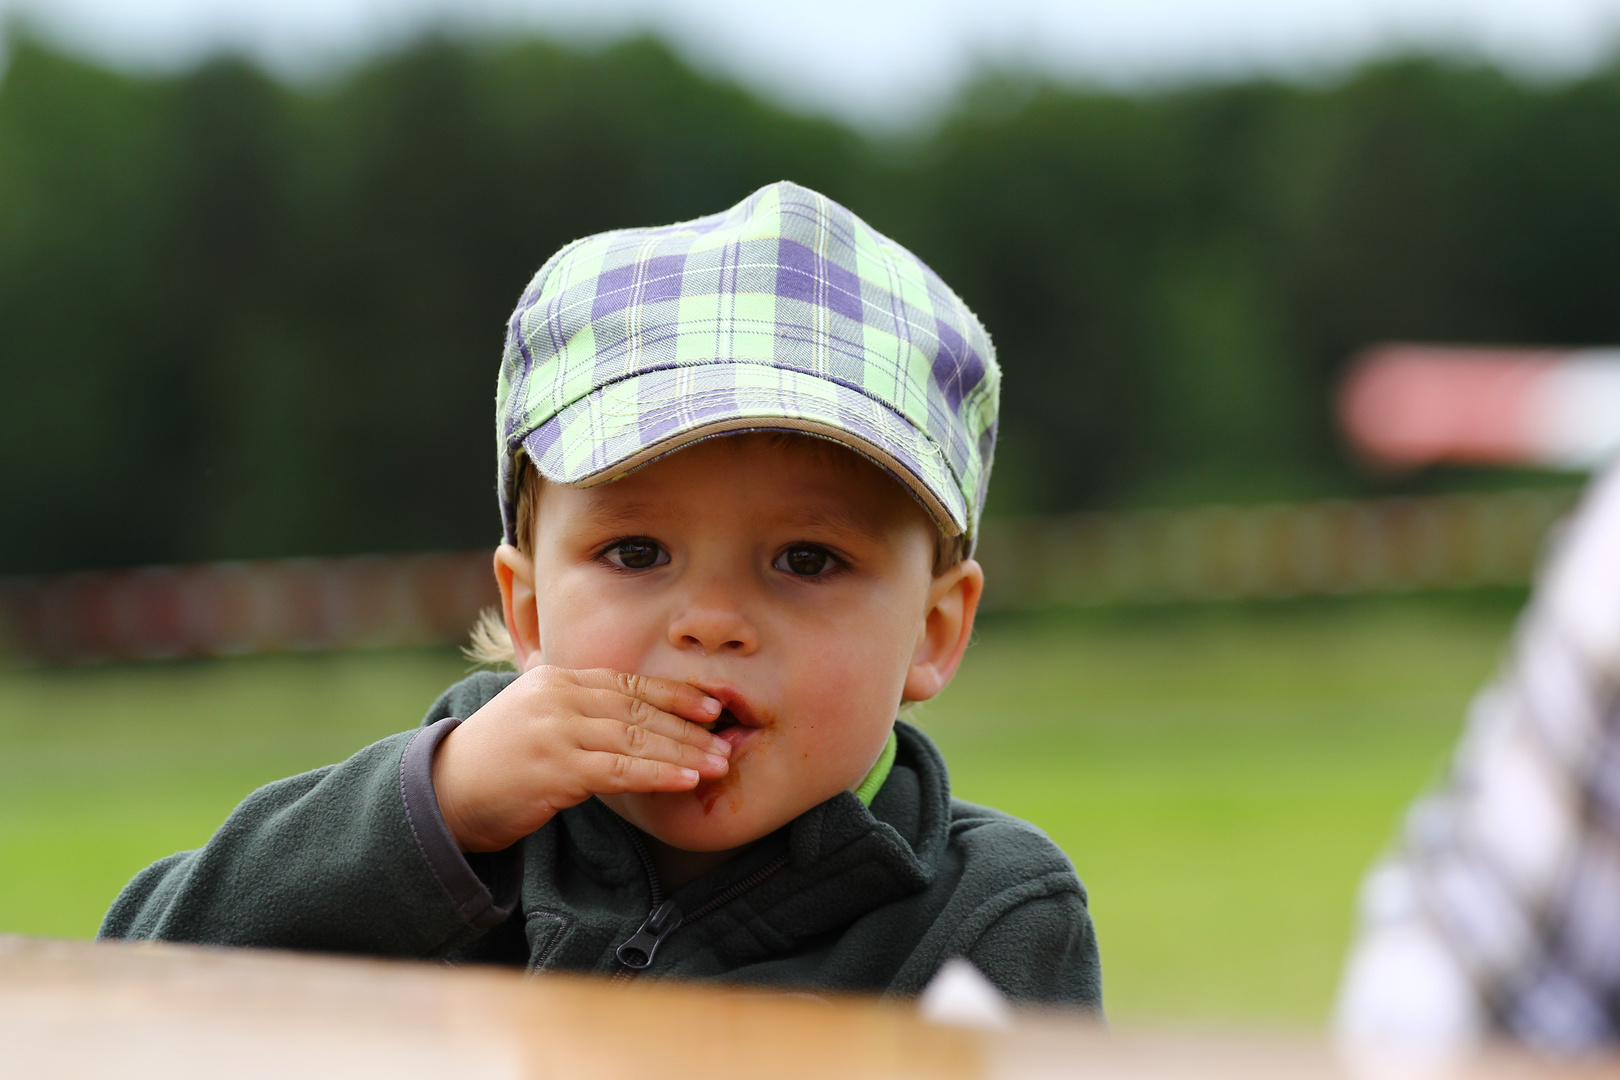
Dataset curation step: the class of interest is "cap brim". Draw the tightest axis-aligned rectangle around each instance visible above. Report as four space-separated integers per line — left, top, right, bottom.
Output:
519 364 968 536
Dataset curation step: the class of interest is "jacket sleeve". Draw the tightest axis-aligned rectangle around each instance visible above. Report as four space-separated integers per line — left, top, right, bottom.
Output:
965 885 1102 1013
98 717 520 957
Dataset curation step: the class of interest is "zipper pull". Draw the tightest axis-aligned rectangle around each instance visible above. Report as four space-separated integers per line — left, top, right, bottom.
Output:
616 899 683 970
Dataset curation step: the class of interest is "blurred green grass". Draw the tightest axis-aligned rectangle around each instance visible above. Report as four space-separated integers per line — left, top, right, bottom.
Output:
0 596 1518 1024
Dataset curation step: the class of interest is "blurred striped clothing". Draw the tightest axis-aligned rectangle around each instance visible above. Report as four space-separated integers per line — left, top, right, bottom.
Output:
1338 459 1620 1058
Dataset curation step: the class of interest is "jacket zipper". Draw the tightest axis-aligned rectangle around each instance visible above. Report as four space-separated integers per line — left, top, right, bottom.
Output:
612 825 789 980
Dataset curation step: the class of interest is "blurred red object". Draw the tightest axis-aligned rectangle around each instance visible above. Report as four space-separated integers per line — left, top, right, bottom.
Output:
1340 344 1620 470
0 551 498 666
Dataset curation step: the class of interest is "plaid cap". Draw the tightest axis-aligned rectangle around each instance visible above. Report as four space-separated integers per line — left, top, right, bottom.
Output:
496 181 1000 550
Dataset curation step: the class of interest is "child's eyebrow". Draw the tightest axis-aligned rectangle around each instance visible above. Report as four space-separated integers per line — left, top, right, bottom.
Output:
584 497 888 542
777 505 889 544
582 500 675 531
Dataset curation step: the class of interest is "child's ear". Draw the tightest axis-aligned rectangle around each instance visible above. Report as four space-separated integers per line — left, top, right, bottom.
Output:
902 557 984 703
493 544 543 670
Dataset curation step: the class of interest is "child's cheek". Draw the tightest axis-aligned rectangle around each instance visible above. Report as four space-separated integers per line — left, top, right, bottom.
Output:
539 592 660 671
795 629 905 717
784 662 898 783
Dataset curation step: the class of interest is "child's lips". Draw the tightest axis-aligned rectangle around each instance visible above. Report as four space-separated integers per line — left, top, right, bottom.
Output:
711 720 755 752
696 685 767 750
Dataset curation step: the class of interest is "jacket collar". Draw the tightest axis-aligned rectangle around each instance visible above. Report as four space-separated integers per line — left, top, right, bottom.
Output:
548 720 953 949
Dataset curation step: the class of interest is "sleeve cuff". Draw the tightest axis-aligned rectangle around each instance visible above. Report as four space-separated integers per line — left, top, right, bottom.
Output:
399 716 521 932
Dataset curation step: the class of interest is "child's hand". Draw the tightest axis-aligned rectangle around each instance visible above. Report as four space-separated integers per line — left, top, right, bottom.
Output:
431 666 732 852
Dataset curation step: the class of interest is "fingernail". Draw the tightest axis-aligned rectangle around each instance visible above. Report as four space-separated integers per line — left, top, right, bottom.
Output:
710 738 732 756
678 768 699 783
705 753 729 770
700 696 722 715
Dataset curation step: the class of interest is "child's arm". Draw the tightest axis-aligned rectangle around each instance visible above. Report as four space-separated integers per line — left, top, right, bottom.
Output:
914 804 1104 1012
99 668 730 956
962 891 1102 1011
99 727 501 955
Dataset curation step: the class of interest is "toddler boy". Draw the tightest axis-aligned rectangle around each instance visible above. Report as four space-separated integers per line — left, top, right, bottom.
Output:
101 182 1101 1007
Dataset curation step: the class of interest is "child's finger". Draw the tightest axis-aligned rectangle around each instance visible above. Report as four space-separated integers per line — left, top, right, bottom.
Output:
582 751 703 794
576 715 730 777
573 668 722 724
576 687 732 757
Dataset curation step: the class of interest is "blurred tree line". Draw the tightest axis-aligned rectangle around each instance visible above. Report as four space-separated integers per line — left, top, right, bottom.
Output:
1 33 1613 574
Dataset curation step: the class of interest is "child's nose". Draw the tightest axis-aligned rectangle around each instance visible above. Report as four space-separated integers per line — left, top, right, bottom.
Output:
667 599 758 657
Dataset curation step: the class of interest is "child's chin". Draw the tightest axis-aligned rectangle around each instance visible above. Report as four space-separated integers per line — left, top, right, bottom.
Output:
625 789 782 852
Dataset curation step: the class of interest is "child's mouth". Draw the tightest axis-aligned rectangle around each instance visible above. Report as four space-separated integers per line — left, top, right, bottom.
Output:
706 709 740 734
695 688 767 752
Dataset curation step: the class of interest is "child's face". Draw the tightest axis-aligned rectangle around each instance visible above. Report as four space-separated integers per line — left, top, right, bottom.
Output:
505 433 981 853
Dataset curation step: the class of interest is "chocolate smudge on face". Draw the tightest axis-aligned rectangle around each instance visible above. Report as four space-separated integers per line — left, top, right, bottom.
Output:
695 778 726 815
690 730 773 815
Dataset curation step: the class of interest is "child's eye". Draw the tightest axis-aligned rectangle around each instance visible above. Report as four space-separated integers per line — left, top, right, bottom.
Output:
602 538 668 570
774 544 839 577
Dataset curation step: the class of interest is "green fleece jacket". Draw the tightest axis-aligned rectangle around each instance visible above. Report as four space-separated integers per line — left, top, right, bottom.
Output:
100 672 1101 1008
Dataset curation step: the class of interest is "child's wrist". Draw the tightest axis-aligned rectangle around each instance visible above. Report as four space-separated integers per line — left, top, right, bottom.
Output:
429 730 480 851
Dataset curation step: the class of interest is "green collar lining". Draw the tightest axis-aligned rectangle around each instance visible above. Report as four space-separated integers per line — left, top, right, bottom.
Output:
852 729 899 807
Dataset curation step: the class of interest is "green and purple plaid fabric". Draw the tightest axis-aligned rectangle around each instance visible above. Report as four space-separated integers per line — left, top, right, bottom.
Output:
496 181 999 547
